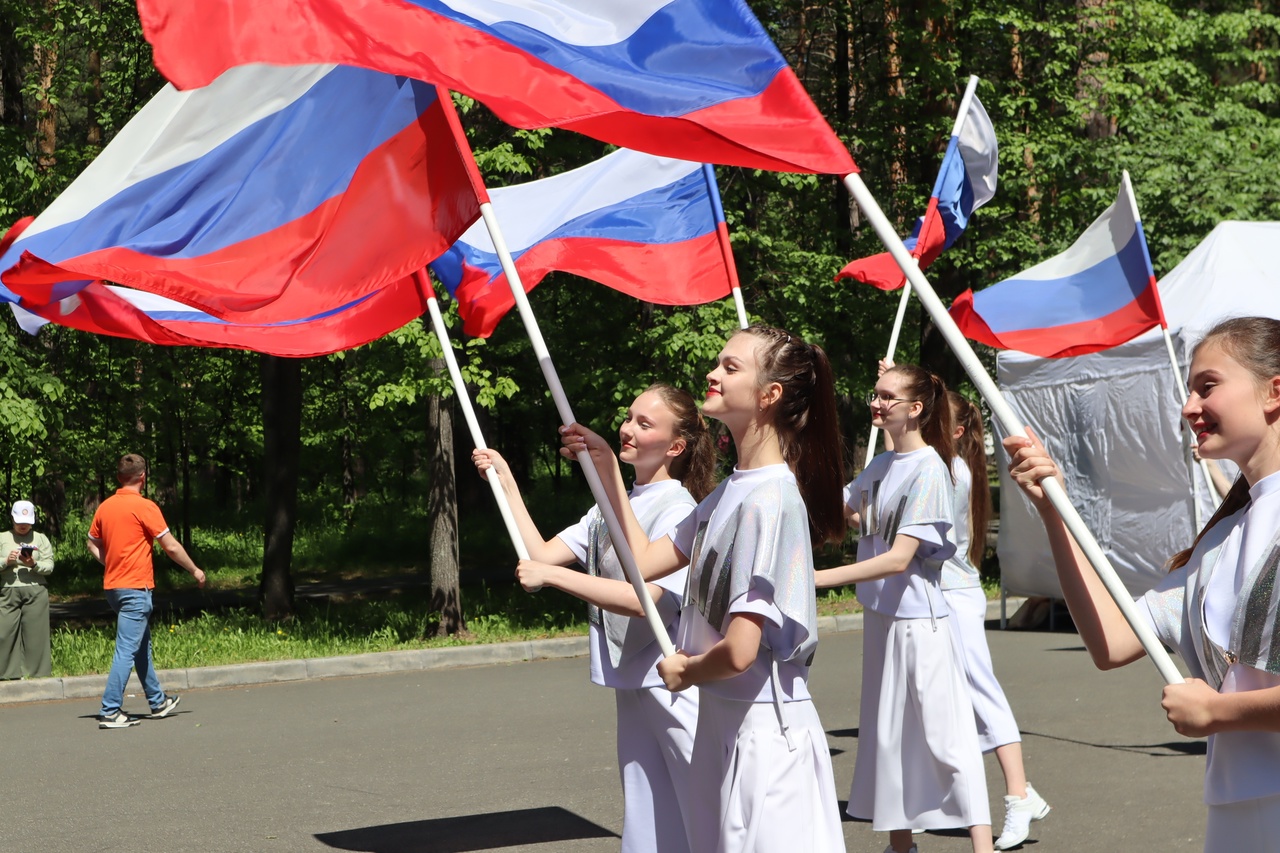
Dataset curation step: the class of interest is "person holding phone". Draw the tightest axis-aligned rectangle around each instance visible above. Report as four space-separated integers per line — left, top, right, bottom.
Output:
1 500 54 679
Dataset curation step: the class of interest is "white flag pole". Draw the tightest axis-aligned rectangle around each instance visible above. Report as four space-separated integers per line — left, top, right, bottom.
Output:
417 276 530 560
862 76 980 470
477 201 677 657
701 164 750 330
844 170 1184 686
1120 170 1217 520
863 280 912 468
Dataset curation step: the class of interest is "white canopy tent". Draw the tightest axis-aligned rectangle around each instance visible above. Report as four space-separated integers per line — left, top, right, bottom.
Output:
994 221 1280 598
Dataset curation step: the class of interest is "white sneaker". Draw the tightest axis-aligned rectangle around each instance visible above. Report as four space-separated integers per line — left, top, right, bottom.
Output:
994 781 1051 850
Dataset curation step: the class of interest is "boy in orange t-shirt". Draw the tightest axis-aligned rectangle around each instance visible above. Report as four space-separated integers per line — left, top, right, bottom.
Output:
87 454 205 729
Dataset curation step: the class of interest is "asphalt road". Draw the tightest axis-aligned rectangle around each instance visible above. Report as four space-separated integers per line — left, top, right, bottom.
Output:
0 626 1203 853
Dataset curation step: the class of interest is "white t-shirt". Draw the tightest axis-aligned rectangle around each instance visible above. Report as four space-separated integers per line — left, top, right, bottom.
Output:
848 446 956 619
1140 469 1280 805
558 479 693 690
941 456 982 590
670 463 812 703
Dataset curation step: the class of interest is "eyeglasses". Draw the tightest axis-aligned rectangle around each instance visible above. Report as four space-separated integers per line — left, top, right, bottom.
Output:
864 392 913 407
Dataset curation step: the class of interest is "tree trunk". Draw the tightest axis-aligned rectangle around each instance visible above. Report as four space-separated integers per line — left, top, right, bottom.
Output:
260 355 301 622
1077 0 1116 142
33 0 57 170
86 0 102 147
1010 25 1040 224
426 358 464 637
884 0 907 187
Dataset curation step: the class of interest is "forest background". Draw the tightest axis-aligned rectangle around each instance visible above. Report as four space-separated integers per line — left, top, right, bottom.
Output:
3 0 1280 637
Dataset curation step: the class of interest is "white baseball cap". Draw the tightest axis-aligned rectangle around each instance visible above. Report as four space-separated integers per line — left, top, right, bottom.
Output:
11 501 35 523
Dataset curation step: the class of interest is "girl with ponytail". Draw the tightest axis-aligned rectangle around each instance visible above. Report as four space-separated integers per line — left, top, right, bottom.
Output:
1005 316 1280 852
475 383 715 853
815 363 994 853
943 391 1050 850
555 325 846 853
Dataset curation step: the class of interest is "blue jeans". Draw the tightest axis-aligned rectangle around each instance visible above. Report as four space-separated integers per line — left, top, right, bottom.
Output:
100 588 166 716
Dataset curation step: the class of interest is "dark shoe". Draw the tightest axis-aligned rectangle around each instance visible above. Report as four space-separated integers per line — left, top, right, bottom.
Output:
99 711 140 729
147 694 181 719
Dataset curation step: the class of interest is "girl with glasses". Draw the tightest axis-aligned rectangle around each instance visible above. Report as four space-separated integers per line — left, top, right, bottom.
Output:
556 325 847 853
816 363 993 853
1004 316 1280 852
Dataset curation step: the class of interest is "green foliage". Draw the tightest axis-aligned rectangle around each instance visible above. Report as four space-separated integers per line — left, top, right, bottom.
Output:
4 0 1280 598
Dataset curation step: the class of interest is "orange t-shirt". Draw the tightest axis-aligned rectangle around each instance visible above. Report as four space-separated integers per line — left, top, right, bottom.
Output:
88 489 170 590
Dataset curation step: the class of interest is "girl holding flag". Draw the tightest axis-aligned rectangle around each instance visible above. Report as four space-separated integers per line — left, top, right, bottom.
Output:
555 325 847 853
474 384 715 853
815 363 993 853
1004 316 1280 852
943 391 1049 850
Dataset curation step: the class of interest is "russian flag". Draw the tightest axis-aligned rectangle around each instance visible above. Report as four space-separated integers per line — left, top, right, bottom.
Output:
5 250 436 358
838 85 997 289
950 172 1165 358
1 63 484 330
430 149 738 338
136 0 856 176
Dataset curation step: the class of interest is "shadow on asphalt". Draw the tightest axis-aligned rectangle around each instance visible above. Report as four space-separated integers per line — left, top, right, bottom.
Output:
313 806 618 852
1022 728 1207 757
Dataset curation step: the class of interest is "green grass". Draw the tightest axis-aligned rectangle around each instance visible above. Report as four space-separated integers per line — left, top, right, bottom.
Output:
41 499 1010 679
50 584 591 678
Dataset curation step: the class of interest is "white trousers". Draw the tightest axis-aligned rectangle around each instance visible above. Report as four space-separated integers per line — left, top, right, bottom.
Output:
848 609 991 831
1206 793 1280 851
686 691 845 853
943 586 1022 752
615 685 698 853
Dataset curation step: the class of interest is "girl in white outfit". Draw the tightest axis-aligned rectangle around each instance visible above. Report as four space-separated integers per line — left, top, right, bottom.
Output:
816 364 993 853
556 325 847 853
1005 316 1280 852
475 384 715 853
943 391 1050 850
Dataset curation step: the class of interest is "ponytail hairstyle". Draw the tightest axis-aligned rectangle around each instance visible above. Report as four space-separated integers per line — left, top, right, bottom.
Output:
645 383 718 502
740 325 845 546
1169 316 1280 570
884 364 956 471
947 390 992 567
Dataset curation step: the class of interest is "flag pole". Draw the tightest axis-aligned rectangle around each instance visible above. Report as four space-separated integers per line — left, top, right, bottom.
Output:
863 75 980 470
701 164 749 329
437 90 675 656
844 170 1184 686
477 203 676 656
415 271 530 561
1122 170 1217 519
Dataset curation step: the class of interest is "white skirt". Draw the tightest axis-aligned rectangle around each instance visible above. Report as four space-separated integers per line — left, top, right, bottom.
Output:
1205 794 1280 851
615 685 698 853
686 691 845 853
848 609 991 831
943 586 1022 752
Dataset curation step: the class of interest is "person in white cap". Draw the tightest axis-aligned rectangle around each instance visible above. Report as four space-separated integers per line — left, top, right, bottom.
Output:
1 500 54 679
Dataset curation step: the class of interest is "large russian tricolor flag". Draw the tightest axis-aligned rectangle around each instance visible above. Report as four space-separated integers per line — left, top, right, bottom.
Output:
430 149 737 338
838 88 997 289
136 0 857 176
6 255 436 357
1 63 484 331
950 173 1165 358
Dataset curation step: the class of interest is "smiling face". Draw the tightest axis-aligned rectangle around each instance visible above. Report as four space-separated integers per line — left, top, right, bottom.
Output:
617 389 684 474
1183 340 1280 465
703 332 768 426
869 370 921 434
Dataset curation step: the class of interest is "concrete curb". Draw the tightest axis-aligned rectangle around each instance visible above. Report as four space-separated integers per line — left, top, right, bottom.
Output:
0 597 1024 707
